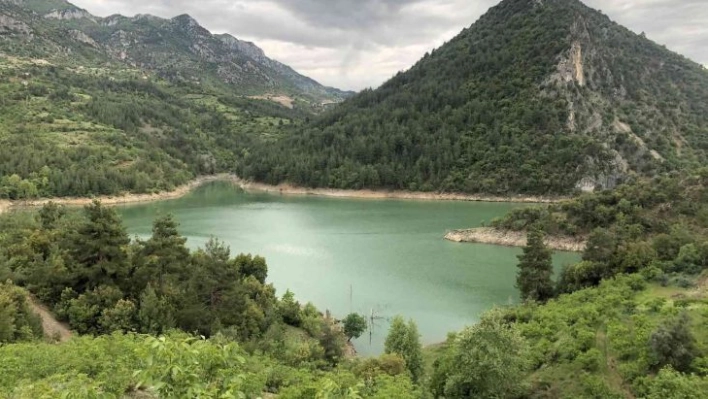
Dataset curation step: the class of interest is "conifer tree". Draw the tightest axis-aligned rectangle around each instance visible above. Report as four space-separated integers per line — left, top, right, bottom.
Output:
69 200 130 292
516 228 554 302
134 214 190 292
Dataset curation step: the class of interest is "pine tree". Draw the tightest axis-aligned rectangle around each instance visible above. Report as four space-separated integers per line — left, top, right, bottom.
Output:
69 200 130 292
134 214 190 292
516 228 554 302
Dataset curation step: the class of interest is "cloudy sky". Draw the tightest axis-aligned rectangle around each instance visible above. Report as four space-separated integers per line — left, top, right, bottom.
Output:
70 0 708 91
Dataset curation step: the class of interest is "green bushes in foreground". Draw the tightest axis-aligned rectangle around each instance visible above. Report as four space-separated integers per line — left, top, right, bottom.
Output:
0 332 417 398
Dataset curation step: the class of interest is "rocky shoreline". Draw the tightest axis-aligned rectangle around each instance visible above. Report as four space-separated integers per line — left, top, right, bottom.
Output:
235 179 564 203
445 227 586 252
0 174 566 215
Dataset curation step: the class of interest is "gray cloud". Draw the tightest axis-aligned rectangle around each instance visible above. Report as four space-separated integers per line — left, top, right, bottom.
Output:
71 0 708 90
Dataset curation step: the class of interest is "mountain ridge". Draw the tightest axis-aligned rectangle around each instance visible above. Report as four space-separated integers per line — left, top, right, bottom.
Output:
240 0 708 195
0 0 353 106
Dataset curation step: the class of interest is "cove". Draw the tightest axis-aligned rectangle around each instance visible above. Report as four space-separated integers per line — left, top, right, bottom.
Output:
117 181 579 355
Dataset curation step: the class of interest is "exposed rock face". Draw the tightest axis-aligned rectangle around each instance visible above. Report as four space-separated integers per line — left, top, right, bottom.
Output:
0 13 32 35
219 34 266 61
69 29 96 47
445 227 587 252
44 9 95 22
0 0 352 105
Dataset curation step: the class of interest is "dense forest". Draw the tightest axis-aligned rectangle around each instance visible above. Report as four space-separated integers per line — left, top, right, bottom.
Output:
239 0 708 195
0 57 303 199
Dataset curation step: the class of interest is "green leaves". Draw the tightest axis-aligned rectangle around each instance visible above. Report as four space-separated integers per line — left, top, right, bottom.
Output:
384 316 423 383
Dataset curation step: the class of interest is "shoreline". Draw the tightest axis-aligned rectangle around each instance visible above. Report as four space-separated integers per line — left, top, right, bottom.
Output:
235 178 565 203
0 174 566 215
0 175 230 214
445 227 586 252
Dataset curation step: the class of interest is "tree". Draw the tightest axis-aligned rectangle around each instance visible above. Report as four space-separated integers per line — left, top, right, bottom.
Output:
68 200 130 292
138 284 175 334
384 316 423 383
236 254 268 284
279 289 302 327
319 319 346 365
133 214 190 293
342 313 367 342
430 310 528 398
649 312 698 372
516 228 554 302
37 202 66 230
583 228 618 264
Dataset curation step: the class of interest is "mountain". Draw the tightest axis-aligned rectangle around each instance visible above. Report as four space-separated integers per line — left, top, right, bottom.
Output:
0 0 325 199
0 0 352 106
240 0 708 195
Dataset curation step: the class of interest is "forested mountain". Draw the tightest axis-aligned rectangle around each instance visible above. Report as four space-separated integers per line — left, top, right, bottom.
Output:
241 0 708 195
0 0 341 199
0 54 306 198
0 0 352 105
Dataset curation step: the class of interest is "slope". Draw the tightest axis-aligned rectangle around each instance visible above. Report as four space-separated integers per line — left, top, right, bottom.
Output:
0 0 352 107
0 0 336 198
240 0 708 195
0 52 303 198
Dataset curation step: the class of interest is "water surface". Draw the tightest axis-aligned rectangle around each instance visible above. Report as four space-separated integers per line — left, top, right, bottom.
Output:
118 182 579 355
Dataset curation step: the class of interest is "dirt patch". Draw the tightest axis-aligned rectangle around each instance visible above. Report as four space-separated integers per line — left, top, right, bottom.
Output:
249 95 294 109
0 175 567 217
0 200 9 215
29 297 72 343
445 227 586 252
3 175 232 213
236 179 565 203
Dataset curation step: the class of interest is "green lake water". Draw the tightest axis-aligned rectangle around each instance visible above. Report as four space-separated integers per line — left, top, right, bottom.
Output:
118 182 579 355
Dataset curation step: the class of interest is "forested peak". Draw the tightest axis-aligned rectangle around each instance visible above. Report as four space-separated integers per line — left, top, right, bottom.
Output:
245 0 708 195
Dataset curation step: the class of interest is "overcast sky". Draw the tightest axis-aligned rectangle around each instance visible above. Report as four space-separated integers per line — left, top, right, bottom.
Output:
70 0 708 91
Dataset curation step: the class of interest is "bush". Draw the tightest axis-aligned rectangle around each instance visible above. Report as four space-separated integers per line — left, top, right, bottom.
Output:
576 348 603 372
649 312 698 372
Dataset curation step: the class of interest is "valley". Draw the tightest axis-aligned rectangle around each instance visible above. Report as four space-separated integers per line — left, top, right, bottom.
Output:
1 0 708 397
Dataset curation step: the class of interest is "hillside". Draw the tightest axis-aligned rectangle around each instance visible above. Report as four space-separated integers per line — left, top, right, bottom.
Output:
0 0 352 106
0 0 351 199
240 0 708 195
0 52 307 198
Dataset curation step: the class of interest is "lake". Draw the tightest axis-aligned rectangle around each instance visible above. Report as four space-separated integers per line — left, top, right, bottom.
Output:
118 182 579 355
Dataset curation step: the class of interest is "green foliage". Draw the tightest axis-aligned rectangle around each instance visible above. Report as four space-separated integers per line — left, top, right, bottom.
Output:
638 367 708 399
496 172 708 294
0 281 43 343
430 310 528 398
240 0 708 195
342 313 367 342
0 202 346 361
384 316 424 383
135 335 247 398
649 312 698 372
0 59 300 199
516 228 555 302
0 332 415 398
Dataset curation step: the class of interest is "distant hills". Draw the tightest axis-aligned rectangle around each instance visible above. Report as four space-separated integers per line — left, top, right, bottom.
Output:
0 0 326 198
241 0 708 195
0 0 352 106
